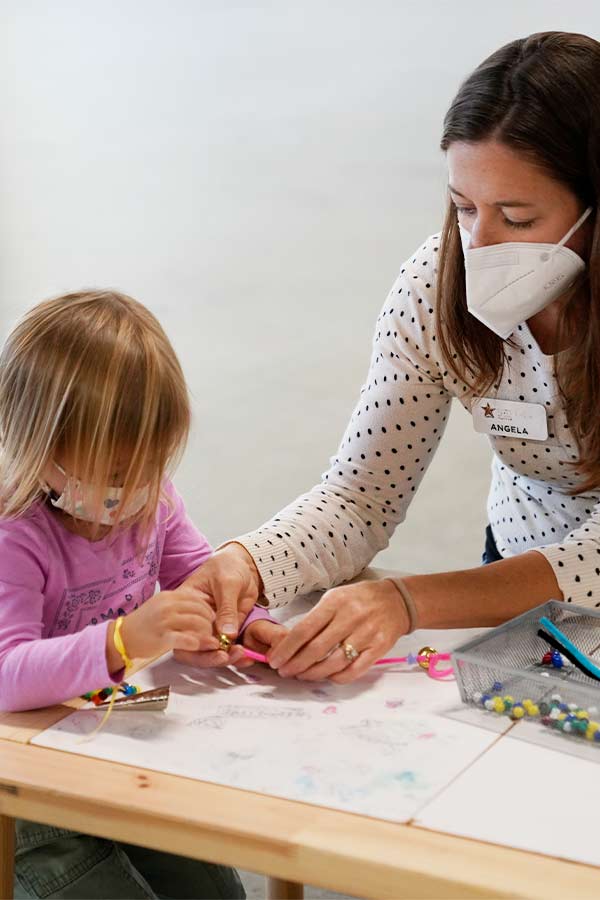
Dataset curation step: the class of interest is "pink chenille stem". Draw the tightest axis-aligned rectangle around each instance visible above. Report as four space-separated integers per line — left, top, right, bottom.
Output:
241 648 454 679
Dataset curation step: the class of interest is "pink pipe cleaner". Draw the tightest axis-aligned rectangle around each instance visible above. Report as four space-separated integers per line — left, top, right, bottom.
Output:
241 648 453 679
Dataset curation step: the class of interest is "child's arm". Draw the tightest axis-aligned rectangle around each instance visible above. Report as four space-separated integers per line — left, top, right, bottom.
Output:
0 527 127 712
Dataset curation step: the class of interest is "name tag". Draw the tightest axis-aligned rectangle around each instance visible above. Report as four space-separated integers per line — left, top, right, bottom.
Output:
472 397 548 441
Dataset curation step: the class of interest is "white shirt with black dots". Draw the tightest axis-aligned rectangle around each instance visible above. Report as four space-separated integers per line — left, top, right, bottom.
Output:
236 233 600 610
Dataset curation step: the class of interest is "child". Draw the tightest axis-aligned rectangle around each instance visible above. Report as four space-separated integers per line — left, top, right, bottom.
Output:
0 290 286 899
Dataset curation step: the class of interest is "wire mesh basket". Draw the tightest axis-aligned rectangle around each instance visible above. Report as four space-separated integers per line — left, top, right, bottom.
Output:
452 601 600 751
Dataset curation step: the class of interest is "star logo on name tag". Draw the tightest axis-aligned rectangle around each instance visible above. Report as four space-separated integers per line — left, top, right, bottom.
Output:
482 403 495 418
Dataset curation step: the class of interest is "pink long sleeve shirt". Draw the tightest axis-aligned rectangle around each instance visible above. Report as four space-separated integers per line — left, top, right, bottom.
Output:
0 481 271 712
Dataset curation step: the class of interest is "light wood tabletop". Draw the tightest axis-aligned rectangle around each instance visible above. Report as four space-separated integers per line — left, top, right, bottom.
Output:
1 701 600 900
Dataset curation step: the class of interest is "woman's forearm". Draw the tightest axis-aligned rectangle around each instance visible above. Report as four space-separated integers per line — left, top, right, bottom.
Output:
403 549 563 630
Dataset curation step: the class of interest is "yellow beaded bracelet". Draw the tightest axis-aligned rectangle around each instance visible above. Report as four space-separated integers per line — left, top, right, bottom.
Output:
113 616 132 671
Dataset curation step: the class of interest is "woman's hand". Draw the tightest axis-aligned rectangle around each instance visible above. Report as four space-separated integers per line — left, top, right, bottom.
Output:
242 619 288 657
184 542 263 636
171 543 264 669
267 579 410 683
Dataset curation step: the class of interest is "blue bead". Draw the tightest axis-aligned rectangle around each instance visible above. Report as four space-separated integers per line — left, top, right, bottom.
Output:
594 731 600 743
559 703 569 712
492 682 503 692
124 685 136 695
481 694 491 705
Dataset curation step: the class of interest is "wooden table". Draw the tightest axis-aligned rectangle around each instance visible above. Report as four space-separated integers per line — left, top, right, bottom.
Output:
2 570 600 900
2 701 600 900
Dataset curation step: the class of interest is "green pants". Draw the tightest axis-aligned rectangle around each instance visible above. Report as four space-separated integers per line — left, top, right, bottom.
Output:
14 820 245 899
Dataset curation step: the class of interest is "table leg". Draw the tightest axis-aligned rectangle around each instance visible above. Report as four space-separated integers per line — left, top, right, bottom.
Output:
266 876 303 899
0 815 15 900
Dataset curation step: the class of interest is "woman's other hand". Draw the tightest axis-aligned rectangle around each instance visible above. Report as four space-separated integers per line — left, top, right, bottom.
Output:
267 579 410 683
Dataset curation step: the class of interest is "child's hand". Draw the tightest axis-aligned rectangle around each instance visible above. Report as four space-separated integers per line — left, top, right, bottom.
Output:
241 619 289 659
107 587 219 672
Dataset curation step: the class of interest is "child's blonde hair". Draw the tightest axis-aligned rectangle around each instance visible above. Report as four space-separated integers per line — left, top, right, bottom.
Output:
0 290 190 534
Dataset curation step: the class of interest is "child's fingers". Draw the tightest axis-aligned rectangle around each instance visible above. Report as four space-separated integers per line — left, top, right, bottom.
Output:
227 644 248 666
171 632 210 652
245 620 287 646
170 617 220 651
173 647 234 668
234 655 255 668
270 630 287 651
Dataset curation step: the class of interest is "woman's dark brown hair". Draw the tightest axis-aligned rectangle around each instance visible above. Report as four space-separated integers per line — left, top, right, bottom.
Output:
437 31 600 492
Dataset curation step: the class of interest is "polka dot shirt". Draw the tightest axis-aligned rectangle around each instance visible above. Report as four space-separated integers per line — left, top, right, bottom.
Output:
236 233 600 610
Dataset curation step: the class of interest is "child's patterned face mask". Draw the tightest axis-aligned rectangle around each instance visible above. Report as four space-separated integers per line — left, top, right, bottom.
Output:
46 461 150 525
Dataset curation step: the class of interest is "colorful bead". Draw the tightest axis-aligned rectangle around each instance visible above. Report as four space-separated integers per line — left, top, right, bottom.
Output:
542 651 553 665
551 650 564 668
473 684 600 745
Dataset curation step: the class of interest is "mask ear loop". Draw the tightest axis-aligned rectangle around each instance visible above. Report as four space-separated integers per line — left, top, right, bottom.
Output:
541 206 593 262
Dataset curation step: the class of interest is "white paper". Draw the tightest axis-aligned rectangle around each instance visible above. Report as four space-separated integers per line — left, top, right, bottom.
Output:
33 628 506 824
415 732 600 866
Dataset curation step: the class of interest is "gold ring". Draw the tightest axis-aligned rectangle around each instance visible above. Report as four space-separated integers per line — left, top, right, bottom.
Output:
342 641 360 663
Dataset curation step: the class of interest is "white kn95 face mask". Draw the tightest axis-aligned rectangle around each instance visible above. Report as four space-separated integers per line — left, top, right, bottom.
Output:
459 206 593 340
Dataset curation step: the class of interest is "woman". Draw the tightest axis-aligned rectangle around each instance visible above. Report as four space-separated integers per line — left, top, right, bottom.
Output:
180 31 600 683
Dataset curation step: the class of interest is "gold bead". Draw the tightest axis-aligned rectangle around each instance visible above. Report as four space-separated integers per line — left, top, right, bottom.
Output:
218 633 232 651
418 646 437 670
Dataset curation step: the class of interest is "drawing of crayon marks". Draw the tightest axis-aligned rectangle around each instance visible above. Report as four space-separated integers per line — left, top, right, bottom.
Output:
341 719 435 752
216 705 309 720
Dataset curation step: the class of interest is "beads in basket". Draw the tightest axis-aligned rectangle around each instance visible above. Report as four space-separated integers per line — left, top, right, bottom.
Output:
473 682 600 742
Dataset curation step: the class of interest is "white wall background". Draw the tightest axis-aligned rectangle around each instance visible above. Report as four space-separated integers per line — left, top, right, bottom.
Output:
1 1 599 575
